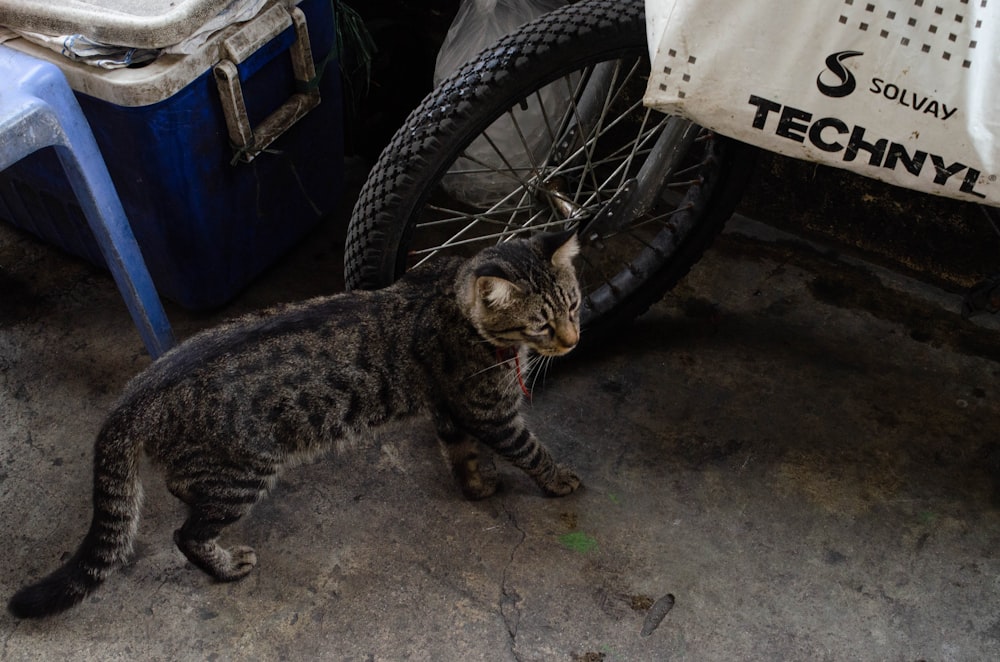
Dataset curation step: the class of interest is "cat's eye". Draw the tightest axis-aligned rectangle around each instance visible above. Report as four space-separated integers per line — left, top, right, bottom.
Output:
566 298 581 318
526 323 554 339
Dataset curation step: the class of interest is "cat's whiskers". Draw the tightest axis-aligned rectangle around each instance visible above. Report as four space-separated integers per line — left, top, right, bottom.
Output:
501 355 528 396
484 348 535 399
528 355 552 394
466 358 512 381
464 345 525 384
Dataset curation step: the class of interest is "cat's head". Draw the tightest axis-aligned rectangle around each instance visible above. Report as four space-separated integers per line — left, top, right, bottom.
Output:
458 231 581 356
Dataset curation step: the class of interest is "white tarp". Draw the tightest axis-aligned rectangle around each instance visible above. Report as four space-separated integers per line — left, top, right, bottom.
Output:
643 0 1000 205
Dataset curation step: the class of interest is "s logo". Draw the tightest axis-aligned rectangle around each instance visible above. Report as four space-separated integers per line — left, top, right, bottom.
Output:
816 50 863 98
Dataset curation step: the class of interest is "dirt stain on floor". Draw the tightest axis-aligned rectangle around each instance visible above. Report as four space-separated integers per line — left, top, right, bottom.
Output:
772 446 907 516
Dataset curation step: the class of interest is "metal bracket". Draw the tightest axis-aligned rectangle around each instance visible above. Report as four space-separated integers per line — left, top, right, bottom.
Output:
577 179 637 241
213 4 320 163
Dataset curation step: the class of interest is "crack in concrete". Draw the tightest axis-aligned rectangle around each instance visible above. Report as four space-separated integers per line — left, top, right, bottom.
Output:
499 499 527 662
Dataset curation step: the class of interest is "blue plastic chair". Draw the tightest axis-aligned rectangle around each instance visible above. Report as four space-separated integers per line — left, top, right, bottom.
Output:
0 45 174 358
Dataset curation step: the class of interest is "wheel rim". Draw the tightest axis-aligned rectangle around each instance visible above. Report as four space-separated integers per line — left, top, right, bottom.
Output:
398 53 721 329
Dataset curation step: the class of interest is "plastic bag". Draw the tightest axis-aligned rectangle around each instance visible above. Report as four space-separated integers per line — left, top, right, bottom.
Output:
643 0 999 205
435 0 566 207
435 0 565 85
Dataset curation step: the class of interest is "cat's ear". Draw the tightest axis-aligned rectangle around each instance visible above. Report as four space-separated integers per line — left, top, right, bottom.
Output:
540 229 580 270
476 276 521 309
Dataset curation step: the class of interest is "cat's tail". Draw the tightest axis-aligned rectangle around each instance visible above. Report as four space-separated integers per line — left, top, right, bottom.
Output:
8 413 143 619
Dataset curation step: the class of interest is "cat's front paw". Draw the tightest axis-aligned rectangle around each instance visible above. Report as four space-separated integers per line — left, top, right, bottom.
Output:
540 465 581 497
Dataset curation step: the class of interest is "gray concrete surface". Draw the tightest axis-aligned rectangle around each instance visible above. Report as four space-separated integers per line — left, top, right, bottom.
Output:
2 194 1000 660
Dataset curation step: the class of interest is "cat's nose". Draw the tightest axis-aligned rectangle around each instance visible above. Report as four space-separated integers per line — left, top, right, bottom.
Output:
556 324 579 352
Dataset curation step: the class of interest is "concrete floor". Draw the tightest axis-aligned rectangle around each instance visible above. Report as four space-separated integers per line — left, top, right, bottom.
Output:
2 182 1000 660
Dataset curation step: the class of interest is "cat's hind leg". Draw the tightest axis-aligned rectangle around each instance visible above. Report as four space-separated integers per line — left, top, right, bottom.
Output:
433 411 500 500
167 477 264 581
173 510 258 582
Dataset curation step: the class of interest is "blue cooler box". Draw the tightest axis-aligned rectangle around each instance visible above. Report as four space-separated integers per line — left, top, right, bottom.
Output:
0 0 344 310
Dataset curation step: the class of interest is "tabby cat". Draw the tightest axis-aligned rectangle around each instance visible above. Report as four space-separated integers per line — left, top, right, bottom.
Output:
8 231 583 619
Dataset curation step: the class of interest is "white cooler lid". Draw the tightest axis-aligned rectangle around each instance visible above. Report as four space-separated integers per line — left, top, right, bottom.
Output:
0 0 306 107
0 0 240 49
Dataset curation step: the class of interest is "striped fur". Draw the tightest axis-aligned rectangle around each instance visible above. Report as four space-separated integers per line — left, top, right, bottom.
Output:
8 232 582 618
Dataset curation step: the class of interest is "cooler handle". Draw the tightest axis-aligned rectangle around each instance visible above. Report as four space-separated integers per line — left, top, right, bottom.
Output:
213 4 321 164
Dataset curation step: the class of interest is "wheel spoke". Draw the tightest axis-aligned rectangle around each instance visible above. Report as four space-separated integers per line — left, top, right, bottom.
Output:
408 217 583 257
414 55 690 264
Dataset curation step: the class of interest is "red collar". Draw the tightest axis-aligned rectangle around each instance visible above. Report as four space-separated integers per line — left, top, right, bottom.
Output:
496 347 531 399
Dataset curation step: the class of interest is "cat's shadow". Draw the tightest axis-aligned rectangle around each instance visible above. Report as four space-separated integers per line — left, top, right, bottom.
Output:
538 304 1000 510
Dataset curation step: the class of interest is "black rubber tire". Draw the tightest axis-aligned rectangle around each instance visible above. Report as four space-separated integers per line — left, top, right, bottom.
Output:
345 0 757 346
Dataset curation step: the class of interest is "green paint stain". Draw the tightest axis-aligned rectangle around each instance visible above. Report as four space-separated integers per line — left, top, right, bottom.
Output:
559 531 598 553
